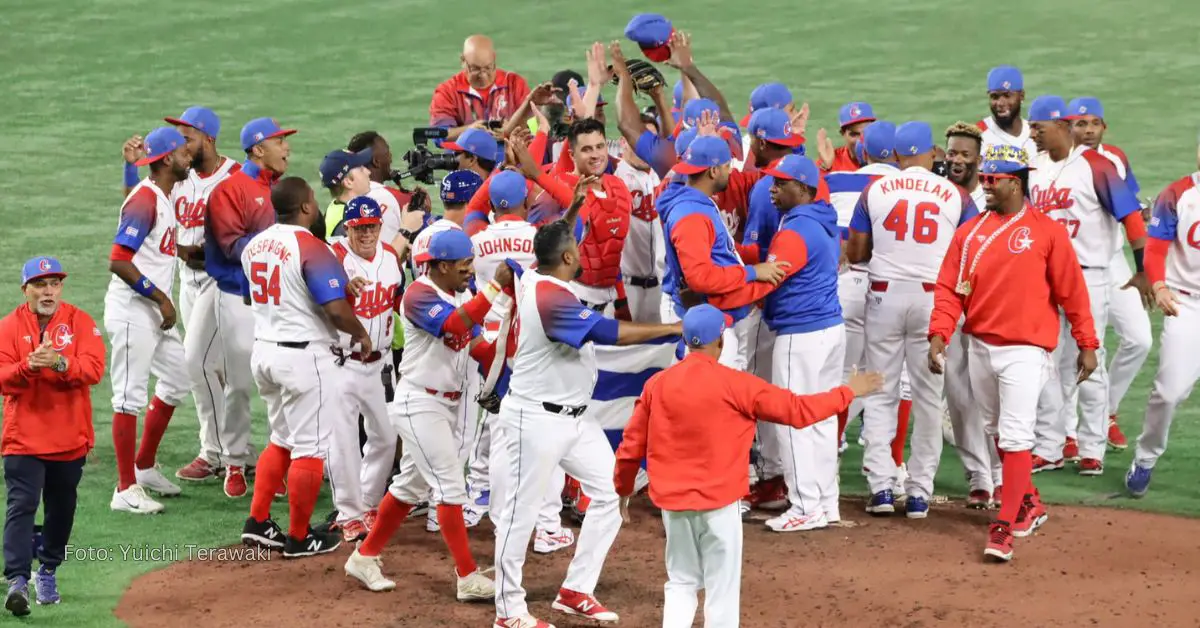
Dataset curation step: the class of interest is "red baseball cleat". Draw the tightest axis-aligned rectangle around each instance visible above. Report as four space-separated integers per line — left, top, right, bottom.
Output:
992 485 1003 508
223 466 247 498
1031 455 1064 473
984 522 1014 562
1078 458 1104 476
1107 415 1128 450
175 458 219 481
966 489 992 509
1062 437 1080 462
749 476 788 510
1013 493 1048 537
552 588 618 622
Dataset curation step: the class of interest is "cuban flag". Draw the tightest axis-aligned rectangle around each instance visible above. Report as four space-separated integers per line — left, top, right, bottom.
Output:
591 338 677 450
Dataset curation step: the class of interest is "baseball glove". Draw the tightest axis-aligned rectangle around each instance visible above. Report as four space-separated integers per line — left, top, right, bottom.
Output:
624 59 666 94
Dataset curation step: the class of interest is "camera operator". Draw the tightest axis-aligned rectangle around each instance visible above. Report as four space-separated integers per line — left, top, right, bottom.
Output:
430 35 530 141
444 128 502 182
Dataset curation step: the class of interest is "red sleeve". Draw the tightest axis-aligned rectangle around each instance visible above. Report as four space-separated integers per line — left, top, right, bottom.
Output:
528 131 548 165
929 228 967 342
429 80 461 127
1121 211 1147 242
554 144 575 174
464 217 489 237
709 229 806 310
734 242 759 262
441 291 493 336
469 337 497 370
730 369 854 429
467 174 493 212
535 172 574 210
1046 223 1100 350
614 381 654 497
0 319 35 391
207 180 246 260
672 213 752 295
54 309 106 387
1145 236 1169 285
109 244 135 262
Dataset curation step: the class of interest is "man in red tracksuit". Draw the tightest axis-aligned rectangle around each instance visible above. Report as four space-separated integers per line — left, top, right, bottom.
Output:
429 34 530 141
1 258 105 615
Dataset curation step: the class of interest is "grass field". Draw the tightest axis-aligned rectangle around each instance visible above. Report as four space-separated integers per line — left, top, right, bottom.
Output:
3 0 1200 625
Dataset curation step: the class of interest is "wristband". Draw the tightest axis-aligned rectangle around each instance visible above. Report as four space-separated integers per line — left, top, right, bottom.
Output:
132 275 158 299
124 163 139 187
481 280 502 302
1132 247 1145 273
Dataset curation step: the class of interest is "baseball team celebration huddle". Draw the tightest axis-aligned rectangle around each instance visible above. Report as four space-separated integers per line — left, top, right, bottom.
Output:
4 10 1200 628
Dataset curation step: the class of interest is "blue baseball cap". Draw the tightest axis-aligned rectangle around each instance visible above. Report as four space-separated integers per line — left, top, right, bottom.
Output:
319 147 373 188
987 65 1024 92
981 144 1035 174
1067 96 1104 120
894 121 934 157
682 98 720 128
761 154 820 187
861 121 897 160
1028 95 1068 122
343 196 383 228
440 170 484 205
748 108 804 147
672 79 684 113
624 13 674 62
839 102 876 128
22 256 66 286
165 106 220 139
683 304 732 348
416 228 474 264
443 128 500 163
134 127 187 167
674 136 731 175
740 82 793 126
241 117 297 151
674 127 699 157
489 170 529 210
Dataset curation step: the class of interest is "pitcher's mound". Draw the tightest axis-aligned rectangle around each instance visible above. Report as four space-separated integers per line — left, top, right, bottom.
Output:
116 498 1200 627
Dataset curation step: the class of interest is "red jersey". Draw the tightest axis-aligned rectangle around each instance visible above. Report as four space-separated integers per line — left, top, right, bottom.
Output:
821 145 861 174
929 205 1099 352
429 70 530 128
0 302 105 459
204 161 278 295
466 169 574 227
614 352 854 511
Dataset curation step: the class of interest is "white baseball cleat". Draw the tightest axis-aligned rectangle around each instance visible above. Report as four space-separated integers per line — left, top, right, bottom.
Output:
111 485 164 514
766 509 828 532
134 465 182 496
456 568 495 601
426 507 440 533
533 528 576 554
463 505 486 528
344 549 396 592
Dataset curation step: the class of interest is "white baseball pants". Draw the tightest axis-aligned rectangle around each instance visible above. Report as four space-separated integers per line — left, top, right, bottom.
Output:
770 324 845 521
216 291 257 466
661 502 743 628
329 358 396 520
944 324 1002 492
387 383 469 506
1133 293 1200 468
466 410 492 495
838 268 869 421
624 280 663 324
250 341 342 460
660 293 682 325
454 368 482 468
492 397 621 620
106 319 190 415
744 307 783 479
1105 253 1153 417
179 277 226 467
968 337 1053 452
487 418 569 533
859 283 943 499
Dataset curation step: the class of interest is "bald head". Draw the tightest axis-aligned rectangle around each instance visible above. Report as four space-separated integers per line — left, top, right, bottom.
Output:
461 34 498 89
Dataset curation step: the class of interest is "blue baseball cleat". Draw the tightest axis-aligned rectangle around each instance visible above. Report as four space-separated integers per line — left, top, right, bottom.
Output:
866 489 895 515
1125 463 1153 498
905 496 929 519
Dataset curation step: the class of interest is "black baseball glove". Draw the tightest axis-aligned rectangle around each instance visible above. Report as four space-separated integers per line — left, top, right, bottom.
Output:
624 59 666 94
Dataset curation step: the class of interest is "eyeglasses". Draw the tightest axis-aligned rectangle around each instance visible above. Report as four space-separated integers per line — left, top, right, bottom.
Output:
464 63 496 74
979 173 1019 185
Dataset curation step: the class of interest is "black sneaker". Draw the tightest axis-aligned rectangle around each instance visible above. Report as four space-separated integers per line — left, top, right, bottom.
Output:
241 517 285 550
282 526 341 558
408 500 430 519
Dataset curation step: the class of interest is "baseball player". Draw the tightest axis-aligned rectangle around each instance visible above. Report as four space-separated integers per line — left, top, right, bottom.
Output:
942 125 1003 507
1026 95 1148 476
237 176 367 558
105 127 193 514
735 82 795 171
1125 158 1200 498
1065 96 1149 451
847 122 978 517
344 228 508 598
614 304 881 628
491 218 682 628
929 145 1098 562
977 66 1037 160
205 117 297 498
327 196 403 542
614 147 665 324
816 101 876 174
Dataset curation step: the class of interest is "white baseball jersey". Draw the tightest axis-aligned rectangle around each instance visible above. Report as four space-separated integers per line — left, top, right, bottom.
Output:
410 218 462 277
850 166 979 284
827 162 900 273
369 181 410 245
332 240 403 352
614 159 663 280
1149 172 1200 295
398 275 472 392
105 180 179 327
1030 145 1142 268
471 215 536 330
969 182 986 212
508 271 603 407
977 116 1037 162
173 157 239 289
240 224 347 344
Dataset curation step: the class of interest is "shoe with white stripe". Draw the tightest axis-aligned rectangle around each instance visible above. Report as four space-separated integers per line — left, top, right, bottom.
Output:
533 528 575 554
765 509 828 532
111 485 164 515
135 465 182 496
552 588 618 622
455 568 495 601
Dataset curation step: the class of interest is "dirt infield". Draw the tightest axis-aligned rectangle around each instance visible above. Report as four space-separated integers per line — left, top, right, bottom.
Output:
117 497 1200 628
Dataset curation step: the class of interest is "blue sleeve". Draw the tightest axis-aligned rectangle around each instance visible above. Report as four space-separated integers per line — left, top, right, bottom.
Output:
113 190 156 251
536 282 603 349
742 178 776 262
959 195 980 225
574 215 586 242
403 282 456 337
298 235 349 305
849 195 871 233
1148 185 1181 240
1124 163 1141 197
634 130 660 169
1090 154 1140 220
582 317 620 345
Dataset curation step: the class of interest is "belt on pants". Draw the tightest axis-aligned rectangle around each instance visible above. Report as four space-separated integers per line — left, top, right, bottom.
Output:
870 281 935 293
347 350 382 364
542 402 587 417
274 341 310 349
425 388 462 401
625 275 660 289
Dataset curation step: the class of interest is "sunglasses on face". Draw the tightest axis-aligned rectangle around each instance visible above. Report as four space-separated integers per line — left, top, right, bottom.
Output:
979 173 1019 185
